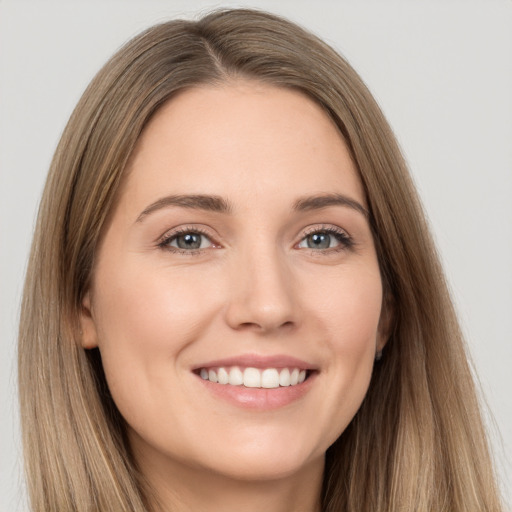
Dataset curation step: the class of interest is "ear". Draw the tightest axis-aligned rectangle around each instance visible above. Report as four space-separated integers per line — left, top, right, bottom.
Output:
377 293 395 352
79 291 99 349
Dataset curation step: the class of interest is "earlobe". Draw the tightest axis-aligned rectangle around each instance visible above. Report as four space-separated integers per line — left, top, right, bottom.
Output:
377 294 395 352
79 292 99 349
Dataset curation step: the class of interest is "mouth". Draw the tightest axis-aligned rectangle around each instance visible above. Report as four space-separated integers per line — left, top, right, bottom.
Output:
194 366 314 389
191 354 318 409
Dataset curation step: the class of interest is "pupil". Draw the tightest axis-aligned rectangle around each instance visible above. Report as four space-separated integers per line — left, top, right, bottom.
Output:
308 233 330 249
177 233 201 249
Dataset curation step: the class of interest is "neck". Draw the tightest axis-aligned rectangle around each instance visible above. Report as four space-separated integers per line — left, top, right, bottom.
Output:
134 441 324 512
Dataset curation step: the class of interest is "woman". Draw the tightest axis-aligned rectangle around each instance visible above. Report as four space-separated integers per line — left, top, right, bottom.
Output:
18 8 503 512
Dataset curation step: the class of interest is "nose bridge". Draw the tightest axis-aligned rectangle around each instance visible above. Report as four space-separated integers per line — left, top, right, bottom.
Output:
224 235 299 332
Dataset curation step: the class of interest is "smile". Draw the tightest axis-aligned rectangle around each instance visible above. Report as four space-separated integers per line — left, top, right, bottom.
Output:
192 354 318 409
198 366 308 388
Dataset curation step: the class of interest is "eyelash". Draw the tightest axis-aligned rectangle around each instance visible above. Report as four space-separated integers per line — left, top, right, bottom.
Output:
299 225 354 253
157 225 354 255
157 226 215 255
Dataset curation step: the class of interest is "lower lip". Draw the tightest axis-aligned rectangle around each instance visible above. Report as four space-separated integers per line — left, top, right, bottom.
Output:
195 372 317 410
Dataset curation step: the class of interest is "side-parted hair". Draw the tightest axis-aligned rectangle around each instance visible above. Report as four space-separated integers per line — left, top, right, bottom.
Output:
18 8 503 511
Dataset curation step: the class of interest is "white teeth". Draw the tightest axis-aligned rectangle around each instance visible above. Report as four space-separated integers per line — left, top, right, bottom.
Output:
243 368 261 388
279 368 291 387
229 367 244 386
217 367 229 385
261 369 280 388
199 366 309 388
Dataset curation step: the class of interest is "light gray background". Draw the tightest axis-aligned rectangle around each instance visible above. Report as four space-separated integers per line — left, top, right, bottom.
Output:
1 1 511 510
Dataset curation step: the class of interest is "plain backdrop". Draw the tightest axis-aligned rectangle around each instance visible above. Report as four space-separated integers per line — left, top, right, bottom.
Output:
1 1 511 510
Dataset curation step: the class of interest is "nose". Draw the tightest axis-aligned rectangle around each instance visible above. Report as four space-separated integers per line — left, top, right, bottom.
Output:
224 245 300 334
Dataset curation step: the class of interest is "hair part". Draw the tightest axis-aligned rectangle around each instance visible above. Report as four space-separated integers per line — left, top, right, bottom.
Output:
18 8 503 511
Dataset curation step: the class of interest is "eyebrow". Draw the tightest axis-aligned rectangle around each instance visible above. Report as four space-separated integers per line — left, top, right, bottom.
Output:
293 193 369 218
136 194 232 222
136 192 368 223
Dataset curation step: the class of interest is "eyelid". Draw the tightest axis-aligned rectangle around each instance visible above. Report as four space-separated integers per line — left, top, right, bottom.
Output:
157 225 221 253
155 223 354 255
301 224 349 237
295 224 354 251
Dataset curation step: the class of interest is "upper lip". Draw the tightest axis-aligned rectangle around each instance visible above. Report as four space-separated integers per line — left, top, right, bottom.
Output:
192 353 317 371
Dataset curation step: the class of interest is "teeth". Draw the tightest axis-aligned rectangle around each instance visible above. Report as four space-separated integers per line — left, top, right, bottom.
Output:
217 367 229 384
229 367 243 386
261 369 279 388
199 366 309 388
279 368 290 386
243 368 261 388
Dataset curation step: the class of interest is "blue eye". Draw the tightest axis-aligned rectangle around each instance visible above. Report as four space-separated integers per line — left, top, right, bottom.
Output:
298 228 352 250
161 231 213 251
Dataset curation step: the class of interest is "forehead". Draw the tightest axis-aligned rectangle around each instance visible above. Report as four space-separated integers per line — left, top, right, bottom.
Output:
121 81 365 212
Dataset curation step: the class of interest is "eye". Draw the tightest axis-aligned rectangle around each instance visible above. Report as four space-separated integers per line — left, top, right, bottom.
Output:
297 227 353 251
159 229 214 252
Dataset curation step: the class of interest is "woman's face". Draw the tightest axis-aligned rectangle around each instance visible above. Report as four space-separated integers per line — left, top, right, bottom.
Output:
81 82 388 485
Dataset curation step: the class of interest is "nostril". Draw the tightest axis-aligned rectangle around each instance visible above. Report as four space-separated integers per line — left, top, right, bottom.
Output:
223 269 300 332
234 320 296 333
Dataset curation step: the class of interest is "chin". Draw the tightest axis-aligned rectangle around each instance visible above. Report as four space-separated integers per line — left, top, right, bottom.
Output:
187 429 326 483
202 450 323 482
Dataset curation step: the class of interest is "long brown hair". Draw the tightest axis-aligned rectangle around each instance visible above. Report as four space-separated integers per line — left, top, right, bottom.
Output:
18 8 503 511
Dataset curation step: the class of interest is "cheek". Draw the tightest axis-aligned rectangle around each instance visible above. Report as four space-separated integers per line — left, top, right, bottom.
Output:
90 260 221 417
309 263 383 346
304 264 383 438
329 270 382 381
94 258 221 344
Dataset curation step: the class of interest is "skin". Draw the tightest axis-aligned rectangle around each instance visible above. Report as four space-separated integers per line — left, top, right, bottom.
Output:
80 81 390 512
